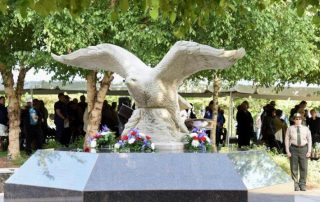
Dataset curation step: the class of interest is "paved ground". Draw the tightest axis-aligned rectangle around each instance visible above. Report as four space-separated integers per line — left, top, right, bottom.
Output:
1 190 319 202
295 189 320 202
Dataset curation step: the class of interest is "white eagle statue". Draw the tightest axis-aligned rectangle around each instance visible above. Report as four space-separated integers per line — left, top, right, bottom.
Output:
52 41 245 149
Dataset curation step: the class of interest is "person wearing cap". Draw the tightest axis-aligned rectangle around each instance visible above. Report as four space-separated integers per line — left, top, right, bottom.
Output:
285 112 312 191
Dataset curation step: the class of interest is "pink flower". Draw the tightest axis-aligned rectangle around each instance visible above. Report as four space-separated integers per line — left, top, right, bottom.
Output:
121 135 128 141
146 135 151 140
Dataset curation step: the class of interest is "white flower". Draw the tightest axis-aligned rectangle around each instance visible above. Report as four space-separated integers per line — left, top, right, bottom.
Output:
151 143 155 150
205 136 211 143
189 133 197 138
191 140 200 147
100 131 109 136
90 148 96 153
114 143 121 149
90 139 97 148
128 138 135 144
139 133 146 138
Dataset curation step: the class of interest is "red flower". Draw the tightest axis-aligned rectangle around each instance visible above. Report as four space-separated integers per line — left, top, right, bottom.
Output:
121 135 128 140
146 135 151 140
84 147 90 152
200 136 206 142
131 130 137 136
95 134 102 139
192 136 199 140
136 137 142 141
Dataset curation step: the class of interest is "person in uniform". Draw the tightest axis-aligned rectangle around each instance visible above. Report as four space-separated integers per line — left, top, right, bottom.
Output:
285 113 312 191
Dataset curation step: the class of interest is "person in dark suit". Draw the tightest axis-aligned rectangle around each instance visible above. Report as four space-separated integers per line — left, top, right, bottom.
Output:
236 101 254 148
306 109 320 145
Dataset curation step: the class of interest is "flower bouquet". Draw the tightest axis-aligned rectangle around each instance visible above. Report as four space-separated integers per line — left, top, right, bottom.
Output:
184 127 212 152
114 128 155 152
85 125 116 152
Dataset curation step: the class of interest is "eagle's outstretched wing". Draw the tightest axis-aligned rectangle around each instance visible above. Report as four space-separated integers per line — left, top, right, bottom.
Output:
51 44 148 78
155 41 245 83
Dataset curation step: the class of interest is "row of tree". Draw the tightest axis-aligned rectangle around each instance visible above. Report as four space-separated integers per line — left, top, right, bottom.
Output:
0 0 319 158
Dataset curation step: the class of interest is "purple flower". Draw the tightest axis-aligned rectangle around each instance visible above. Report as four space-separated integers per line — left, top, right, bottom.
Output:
101 125 110 132
192 127 200 133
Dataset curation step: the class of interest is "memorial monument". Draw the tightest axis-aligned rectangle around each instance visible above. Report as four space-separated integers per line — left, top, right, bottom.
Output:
51 41 245 150
4 42 294 202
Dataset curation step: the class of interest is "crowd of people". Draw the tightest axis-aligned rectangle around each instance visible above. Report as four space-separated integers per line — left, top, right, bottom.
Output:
236 100 316 191
0 95 317 191
0 93 125 154
236 100 319 151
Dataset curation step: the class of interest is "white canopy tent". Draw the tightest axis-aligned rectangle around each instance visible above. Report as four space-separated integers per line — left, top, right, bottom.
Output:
1 81 320 146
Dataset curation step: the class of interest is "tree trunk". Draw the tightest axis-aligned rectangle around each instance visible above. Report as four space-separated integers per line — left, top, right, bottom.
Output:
86 71 97 114
84 71 113 148
211 72 221 153
0 64 28 160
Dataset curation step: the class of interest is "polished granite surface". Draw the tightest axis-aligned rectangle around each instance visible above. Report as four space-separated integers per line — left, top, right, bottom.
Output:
6 150 246 191
85 153 246 191
4 150 293 202
227 150 292 189
6 150 98 191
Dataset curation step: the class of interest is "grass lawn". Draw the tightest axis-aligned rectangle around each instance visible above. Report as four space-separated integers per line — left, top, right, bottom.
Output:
0 150 30 167
0 151 7 158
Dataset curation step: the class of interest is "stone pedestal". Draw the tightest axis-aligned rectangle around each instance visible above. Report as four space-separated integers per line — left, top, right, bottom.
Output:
4 150 294 202
154 142 184 152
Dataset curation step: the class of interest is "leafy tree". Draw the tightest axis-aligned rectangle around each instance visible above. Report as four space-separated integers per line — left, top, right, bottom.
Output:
172 1 319 146
44 4 177 148
0 9 48 159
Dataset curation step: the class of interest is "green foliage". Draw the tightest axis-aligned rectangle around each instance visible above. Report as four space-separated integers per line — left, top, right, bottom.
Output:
96 132 116 148
11 151 29 166
43 139 63 149
185 0 319 88
0 150 7 157
0 9 49 71
68 137 84 149
42 2 176 81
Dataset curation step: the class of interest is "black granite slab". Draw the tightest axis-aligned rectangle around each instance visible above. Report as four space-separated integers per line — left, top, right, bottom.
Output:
83 190 247 202
4 150 294 202
4 184 82 202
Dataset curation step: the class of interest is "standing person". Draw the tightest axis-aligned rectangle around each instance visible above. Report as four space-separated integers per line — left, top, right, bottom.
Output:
54 93 68 144
0 96 8 127
25 99 43 155
306 109 320 144
274 109 288 152
261 107 277 149
78 95 87 136
39 100 48 143
285 113 312 191
0 96 8 150
290 101 307 125
236 101 254 148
